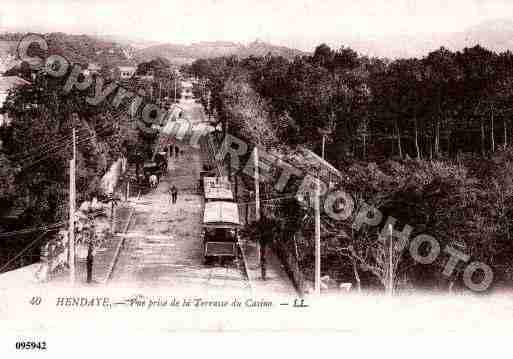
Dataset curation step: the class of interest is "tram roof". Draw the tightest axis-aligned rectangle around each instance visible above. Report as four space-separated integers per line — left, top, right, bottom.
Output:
203 201 240 226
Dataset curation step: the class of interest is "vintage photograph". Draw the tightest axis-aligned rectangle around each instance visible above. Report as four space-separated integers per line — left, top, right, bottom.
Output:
0 0 513 350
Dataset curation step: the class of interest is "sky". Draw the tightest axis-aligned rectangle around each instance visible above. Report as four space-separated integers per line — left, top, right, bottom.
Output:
0 0 513 51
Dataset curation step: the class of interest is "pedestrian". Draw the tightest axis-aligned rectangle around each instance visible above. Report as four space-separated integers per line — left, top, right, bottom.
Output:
259 216 275 281
168 185 175 204
171 185 178 204
35 241 50 282
149 174 158 189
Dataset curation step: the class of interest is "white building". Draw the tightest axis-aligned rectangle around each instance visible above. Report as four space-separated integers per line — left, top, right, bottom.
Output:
83 63 101 76
180 80 193 101
0 53 17 75
116 66 136 80
0 76 30 107
0 76 31 126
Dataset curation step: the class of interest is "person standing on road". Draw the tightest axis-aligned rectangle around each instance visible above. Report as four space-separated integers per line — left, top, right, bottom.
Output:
170 185 178 204
259 216 275 281
168 184 174 204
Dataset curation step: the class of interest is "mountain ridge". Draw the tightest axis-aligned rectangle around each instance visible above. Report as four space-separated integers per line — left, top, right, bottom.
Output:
134 39 308 64
2 18 513 65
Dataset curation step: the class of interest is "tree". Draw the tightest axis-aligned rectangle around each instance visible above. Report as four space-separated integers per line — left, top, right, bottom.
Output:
75 205 110 283
0 153 16 201
456 46 497 157
423 47 461 158
221 74 278 148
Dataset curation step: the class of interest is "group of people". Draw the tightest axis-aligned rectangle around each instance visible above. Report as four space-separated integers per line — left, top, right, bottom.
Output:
169 145 183 159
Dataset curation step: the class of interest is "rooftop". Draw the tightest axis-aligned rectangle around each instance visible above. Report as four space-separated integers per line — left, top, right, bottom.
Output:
87 63 101 70
0 76 30 92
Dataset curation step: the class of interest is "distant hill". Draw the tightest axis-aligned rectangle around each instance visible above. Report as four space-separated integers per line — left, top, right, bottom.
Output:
0 32 136 68
96 34 162 50
42 33 137 67
134 40 308 64
6 19 513 67
0 32 306 67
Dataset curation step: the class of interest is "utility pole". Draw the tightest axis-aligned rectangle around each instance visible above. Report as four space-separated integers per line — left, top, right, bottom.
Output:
69 128 76 284
388 223 393 296
174 77 177 103
110 198 114 233
314 173 321 295
254 146 260 222
363 133 367 159
254 147 261 265
207 91 211 115
314 134 327 296
158 80 162 104
321 134 326 160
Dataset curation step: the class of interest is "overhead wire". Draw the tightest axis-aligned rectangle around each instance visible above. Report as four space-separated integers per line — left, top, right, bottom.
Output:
0 87 142 244
19 124 120 169
0 231 51 273
0 221 67 239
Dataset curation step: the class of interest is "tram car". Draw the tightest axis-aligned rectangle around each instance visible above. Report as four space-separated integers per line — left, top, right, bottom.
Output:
203 176 233 202
201 177 240 262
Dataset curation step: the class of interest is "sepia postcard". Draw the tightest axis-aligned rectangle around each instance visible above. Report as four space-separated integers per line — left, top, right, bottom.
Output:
0 0 513 355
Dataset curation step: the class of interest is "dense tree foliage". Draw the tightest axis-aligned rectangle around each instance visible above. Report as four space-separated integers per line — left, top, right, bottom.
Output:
184 44 513 164
184 44 513 291
0 71 134 228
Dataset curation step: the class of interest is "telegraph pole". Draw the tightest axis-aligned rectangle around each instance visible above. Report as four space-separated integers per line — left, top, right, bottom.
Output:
254 147 261 266
110 198 114 233
388 223 394 296
321 134 326 160
174 77 177 103
207 91 211 115
254 147 260 221
69 128 76 284
314 173 321 295
314 132 329 295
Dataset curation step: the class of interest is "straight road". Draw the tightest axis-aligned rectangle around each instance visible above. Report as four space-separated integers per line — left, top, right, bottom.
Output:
109 102 251 295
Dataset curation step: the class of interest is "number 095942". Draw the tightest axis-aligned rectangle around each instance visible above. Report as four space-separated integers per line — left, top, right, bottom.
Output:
15 341 47 350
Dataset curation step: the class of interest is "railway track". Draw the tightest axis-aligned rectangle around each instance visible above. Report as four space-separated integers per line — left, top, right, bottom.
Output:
106 102 253 293
106 169 252 294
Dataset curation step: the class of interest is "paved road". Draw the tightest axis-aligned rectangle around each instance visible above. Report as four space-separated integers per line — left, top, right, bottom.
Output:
109 103 251 295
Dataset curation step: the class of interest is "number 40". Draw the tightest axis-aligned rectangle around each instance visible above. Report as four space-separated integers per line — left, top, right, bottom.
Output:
30 296 42 306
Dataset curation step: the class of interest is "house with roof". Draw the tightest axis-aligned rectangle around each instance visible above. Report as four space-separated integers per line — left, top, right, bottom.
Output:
278 146 344 207
0 76 31 107
115 66 136 80
180 80 193 101
0 41 19 74
0 53 19 75
0 76 31 126
83 63 101 76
